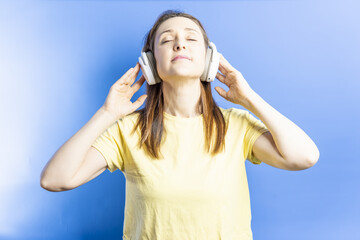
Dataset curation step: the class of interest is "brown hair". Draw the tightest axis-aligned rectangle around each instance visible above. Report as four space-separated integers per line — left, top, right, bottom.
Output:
131 9 228 159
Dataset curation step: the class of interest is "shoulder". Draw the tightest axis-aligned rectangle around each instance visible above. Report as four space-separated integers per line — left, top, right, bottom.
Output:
218 107 254 133
219 106 248 120
112 111 142 134
117 110 141 123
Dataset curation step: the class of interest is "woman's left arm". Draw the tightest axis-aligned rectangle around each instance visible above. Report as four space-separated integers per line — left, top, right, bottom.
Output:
245 89 320 168
215 53 320 169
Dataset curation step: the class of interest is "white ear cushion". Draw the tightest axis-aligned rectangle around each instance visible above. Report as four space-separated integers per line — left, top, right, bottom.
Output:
139 51 161 85
147 51 162 84
200 42 220 82
139 53 155 85
200 47 212 81
207 51 220 82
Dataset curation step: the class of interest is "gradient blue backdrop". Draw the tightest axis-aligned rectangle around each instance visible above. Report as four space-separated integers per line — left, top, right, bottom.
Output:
0 0 359 239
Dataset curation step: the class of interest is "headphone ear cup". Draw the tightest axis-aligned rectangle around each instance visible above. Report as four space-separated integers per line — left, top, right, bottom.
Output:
138 51 162 85
201 42 220 83
206 42 220 82
200 47 212 82
145 51 162 84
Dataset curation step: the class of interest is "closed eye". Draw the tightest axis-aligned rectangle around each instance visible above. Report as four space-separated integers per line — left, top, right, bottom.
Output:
161 39 197 44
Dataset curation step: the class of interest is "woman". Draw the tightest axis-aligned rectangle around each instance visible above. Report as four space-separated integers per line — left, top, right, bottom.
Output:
40 10 320 240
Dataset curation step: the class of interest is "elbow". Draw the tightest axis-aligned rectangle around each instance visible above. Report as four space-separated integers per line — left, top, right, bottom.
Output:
288 150 320 171
40 178 53 192
40 179 60 192
305 149 320 169
40 168 75 192
40 177 73 192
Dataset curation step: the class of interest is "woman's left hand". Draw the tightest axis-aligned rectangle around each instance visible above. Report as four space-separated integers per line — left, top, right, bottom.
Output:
215 53 255 108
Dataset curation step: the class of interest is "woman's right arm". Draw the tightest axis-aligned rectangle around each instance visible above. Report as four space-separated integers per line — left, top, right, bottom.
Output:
40 107 118 192
40 62 147 192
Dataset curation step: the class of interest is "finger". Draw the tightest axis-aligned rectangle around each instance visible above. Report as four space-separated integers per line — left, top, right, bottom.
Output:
132 94 148 111
114 67 134 86
216 72 226 84
125 62 141 85
218 63 228 75
215 86 227 99
218 53 228 74
219 53 235 73
130 75 146 94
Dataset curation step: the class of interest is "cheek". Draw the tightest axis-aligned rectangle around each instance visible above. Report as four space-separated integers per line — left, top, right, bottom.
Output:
195 51 207 66
155 49 169 65
154 53 164 70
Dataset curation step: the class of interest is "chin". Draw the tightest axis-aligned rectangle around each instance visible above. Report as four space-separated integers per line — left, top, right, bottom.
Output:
170 69 199 77
159 66 202 79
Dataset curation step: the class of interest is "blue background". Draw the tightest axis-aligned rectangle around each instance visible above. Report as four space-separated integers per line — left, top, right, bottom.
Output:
0 0 359 239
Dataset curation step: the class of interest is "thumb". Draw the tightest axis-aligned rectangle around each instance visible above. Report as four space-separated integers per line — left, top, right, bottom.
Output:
215 87 227 99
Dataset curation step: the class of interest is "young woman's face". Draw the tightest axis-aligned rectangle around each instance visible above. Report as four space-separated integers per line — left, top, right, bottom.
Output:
153 17 207 82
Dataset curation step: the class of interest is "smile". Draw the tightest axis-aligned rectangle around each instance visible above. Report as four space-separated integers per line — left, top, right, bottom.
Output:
172 55 191 61
173 58 190 62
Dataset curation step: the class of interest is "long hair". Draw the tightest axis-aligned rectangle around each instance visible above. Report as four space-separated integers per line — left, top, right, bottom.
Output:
130 9 228 159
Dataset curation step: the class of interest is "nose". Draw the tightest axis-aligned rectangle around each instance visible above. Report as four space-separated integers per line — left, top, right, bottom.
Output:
173 39 186 51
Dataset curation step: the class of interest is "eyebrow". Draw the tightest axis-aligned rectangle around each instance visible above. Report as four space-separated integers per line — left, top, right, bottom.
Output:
158 27 200 38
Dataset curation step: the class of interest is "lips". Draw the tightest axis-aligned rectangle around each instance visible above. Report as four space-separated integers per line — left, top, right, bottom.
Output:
172 55 191 62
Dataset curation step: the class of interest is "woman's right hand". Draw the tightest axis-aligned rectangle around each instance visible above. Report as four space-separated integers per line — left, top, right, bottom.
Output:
102 62 148 120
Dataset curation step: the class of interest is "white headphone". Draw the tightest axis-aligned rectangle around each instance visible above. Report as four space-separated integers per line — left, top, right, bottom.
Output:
138 41 220 85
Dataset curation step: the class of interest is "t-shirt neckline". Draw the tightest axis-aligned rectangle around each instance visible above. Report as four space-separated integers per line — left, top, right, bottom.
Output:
163 111 203 122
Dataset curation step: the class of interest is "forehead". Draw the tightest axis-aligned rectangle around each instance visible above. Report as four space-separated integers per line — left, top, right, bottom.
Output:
156 17 201 39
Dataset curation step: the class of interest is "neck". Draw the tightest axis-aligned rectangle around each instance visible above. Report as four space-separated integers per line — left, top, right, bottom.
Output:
162 79 202 118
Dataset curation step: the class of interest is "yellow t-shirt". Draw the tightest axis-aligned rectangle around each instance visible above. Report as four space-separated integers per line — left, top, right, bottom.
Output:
91 106 269 240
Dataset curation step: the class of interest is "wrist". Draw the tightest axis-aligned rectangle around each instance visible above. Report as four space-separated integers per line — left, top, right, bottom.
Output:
243 89 259 110
99 106 120 122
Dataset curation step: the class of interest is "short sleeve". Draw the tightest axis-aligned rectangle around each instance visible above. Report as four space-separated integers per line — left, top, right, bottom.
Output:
91 120 125 173
243 111 270 165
